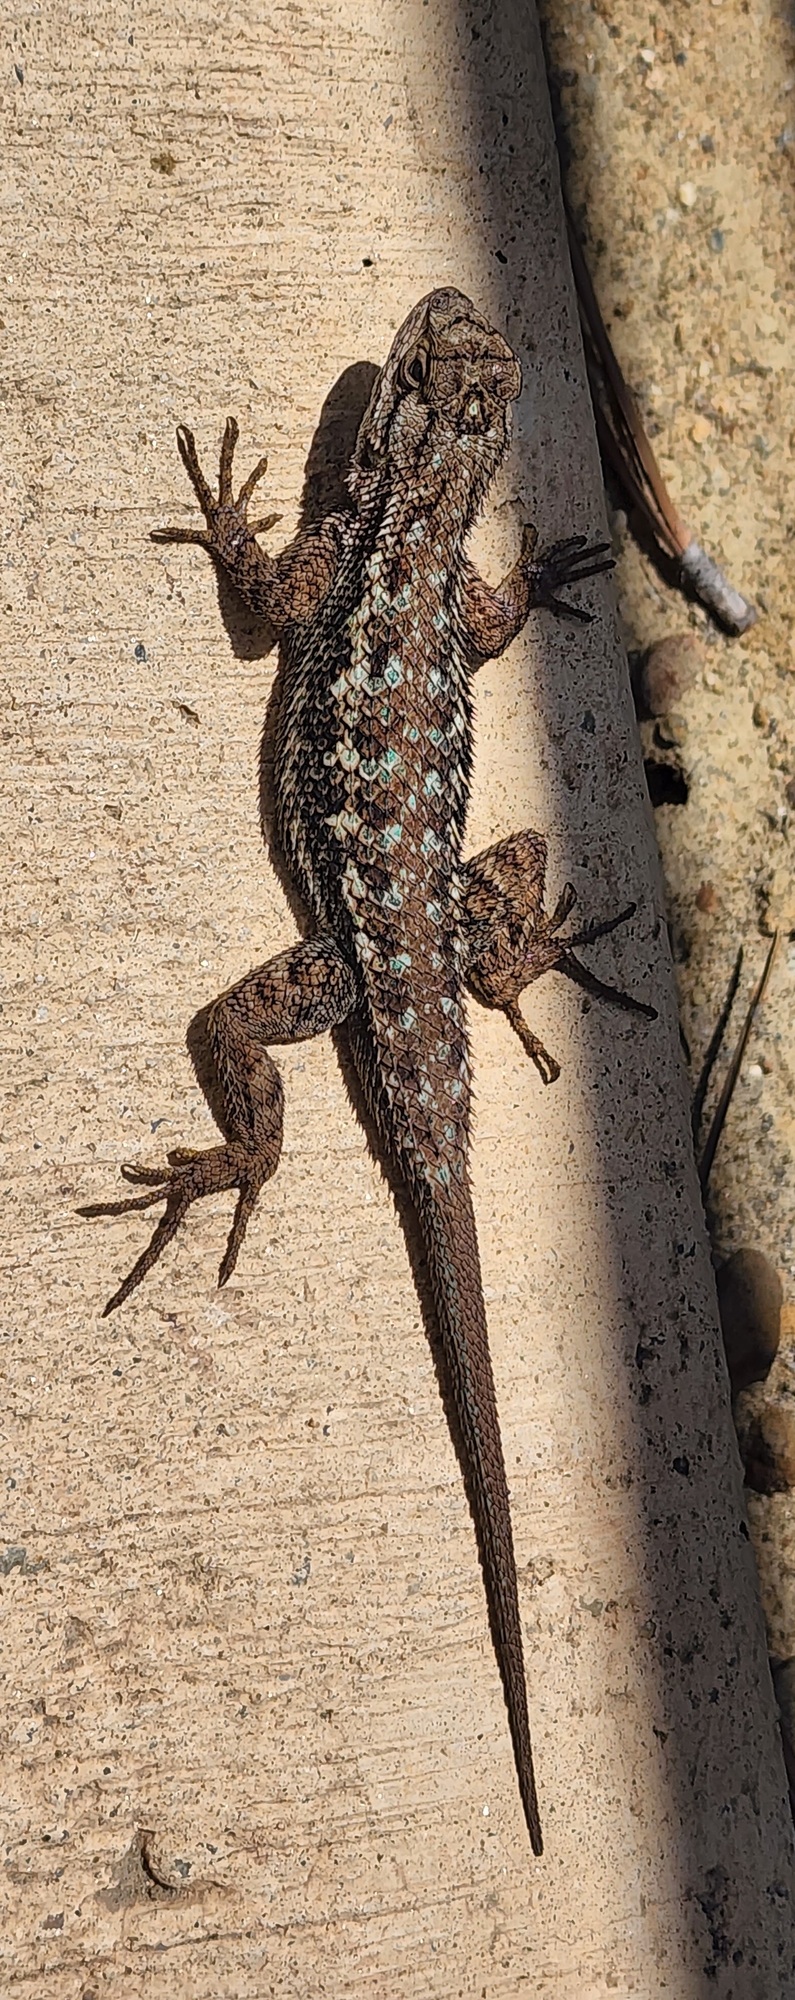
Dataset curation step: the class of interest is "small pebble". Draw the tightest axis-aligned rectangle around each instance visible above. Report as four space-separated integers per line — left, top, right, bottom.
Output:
609 507 628 548
717 1248 782 1396
736 1399 795 1495
785 776 795 810
634 633 702 717
666 711 688 743
678 181 698 210
695 880 719 914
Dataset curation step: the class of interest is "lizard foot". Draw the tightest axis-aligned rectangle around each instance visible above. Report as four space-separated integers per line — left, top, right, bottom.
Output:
467 880 657 1085
521 527 614 623
547 896 659 1019
504 896 658 1082
79 1140 271 1315
151 417 281 559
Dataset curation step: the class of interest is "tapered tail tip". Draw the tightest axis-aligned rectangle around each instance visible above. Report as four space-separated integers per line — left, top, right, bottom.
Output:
521 1775 544 1855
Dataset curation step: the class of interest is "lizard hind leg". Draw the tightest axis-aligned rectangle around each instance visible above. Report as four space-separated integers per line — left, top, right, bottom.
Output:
81 935 357 1315
461 830 656 1085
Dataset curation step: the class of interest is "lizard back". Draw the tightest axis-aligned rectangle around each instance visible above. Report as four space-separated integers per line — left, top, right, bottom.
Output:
275 483 474 1187
274 287 519 1190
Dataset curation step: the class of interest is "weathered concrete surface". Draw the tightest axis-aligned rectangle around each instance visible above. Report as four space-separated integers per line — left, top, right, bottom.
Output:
1 1 792 1993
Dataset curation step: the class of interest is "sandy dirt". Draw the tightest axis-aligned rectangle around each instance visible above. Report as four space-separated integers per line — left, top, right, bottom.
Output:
540 0 795 1675
540 0 794 1265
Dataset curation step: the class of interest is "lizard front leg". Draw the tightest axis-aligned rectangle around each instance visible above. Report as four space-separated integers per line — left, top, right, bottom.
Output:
461 526 614 661
81 936 357 1314
153 418 349 627
461 831 657 1084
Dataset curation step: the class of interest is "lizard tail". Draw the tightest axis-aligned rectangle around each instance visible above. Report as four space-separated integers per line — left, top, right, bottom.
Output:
412 1173 543 1855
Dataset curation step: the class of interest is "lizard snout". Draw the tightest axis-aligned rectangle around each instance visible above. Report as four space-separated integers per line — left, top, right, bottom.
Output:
485 350 522 404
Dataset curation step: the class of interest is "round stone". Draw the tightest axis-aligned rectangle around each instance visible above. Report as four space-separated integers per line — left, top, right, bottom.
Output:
717 1248 782 1396
635 633 703 717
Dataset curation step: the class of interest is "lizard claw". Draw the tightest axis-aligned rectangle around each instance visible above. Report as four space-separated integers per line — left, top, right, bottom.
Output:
151 420 281 554
177 423 218 515
524 531 615 622
79 1142 269 1315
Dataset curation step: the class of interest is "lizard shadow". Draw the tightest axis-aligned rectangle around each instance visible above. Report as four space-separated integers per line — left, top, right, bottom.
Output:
184 357 376 1110
183 360 502 1634
205 360 377 664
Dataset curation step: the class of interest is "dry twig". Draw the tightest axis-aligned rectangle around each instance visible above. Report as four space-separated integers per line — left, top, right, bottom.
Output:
567 209 758 636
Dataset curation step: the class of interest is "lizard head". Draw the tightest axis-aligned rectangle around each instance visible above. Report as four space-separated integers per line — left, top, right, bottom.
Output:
348 288 522 514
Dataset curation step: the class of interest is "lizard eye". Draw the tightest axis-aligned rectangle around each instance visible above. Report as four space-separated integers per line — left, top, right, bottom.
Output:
398 345 431 395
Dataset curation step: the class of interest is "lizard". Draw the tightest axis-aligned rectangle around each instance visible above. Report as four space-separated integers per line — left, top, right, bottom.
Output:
84 288 656 1853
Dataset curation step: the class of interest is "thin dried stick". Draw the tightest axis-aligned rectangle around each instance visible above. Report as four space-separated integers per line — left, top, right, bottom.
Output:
691 945 744 1152
566 207 758 636
698 933 779 1192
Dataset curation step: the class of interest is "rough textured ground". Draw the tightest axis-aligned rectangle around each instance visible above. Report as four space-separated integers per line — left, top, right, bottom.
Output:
539 0 795 1664
540 0 795 1271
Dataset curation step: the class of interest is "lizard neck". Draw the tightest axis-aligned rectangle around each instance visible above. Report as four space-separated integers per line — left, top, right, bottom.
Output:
352 417 499 570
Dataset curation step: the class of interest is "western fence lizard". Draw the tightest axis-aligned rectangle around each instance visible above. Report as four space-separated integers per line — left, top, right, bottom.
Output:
85 289 656 1852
